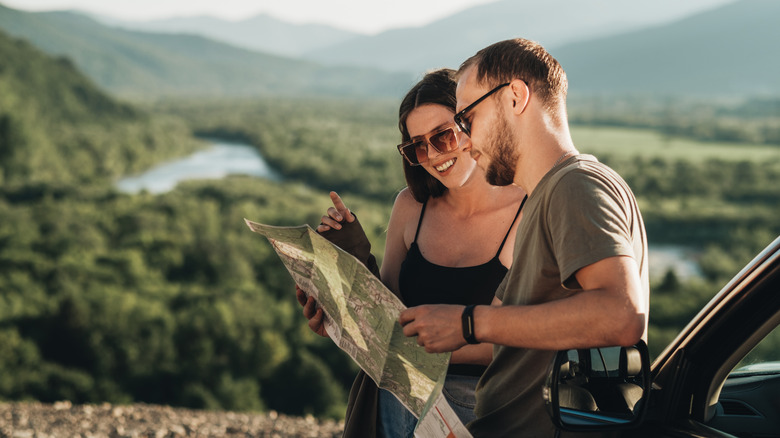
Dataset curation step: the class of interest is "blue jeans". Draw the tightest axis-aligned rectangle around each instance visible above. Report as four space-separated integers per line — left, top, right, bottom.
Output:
378 374 479 438
378 388 416 438
441 374 478 425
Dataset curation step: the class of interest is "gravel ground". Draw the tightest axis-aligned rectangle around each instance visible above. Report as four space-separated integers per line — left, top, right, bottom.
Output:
0 401 344 438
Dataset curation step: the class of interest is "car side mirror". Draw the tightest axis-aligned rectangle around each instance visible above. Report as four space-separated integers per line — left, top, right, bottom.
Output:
543 341 650 432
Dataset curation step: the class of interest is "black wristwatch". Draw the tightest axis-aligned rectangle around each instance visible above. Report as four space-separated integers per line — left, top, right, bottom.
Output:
462 305 479 344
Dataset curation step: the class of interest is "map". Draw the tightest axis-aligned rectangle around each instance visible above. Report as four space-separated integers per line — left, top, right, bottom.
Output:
245 219 472 438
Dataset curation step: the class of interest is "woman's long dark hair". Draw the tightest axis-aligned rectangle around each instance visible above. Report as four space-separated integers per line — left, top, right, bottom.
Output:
398 68 457 203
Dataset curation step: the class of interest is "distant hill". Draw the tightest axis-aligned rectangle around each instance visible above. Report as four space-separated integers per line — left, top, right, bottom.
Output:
553 0 780 96
304 0 736 73
0 4 413 99
0 29 201 185
93 13 360 57
4 0 773 99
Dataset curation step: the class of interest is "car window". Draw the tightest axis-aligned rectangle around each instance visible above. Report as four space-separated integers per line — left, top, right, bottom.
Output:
712 322 780 437
731 323 780 375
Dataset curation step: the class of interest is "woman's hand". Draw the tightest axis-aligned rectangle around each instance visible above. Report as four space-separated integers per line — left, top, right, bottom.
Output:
295 285 329 338
316 191 355 233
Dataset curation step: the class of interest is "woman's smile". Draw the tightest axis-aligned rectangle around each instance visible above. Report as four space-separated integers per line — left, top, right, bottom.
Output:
433 157 456 173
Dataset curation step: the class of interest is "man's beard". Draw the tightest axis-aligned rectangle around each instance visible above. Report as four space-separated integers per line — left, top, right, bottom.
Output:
483 111 519 186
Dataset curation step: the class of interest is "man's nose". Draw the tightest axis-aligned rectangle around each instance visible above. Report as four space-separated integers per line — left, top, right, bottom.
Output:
458 134 472 153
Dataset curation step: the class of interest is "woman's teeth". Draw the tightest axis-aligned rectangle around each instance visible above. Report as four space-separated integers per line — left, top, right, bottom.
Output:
435 159 455 172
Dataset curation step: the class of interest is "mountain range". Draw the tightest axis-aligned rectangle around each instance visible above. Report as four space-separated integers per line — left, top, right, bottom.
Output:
0 4 413 99
0 29 201 185
553 0 780 96
93 13 359 57
2 0 778 98
303 0 738 73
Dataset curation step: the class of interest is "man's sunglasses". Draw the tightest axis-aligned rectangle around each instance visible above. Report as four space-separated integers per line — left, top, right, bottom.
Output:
397 124 462 166
453 82 511 136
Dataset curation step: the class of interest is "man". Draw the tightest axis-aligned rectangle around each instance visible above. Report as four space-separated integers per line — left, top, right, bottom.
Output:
399 38 650 437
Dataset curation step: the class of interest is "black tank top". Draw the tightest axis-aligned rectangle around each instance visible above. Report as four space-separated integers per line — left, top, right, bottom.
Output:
398 196 526 376
399 196 526 308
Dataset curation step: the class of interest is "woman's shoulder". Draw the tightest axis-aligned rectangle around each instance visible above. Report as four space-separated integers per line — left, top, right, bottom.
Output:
386 188 424 246
495 184 527 205
393 186 423 209
394 187 421 208
389 188 424 223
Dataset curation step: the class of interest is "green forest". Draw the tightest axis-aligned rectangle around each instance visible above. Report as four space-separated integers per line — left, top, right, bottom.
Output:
1 30 779 419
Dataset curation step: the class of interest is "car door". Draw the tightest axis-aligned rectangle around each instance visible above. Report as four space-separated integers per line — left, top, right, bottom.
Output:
639 236 780 437
708 341 780 436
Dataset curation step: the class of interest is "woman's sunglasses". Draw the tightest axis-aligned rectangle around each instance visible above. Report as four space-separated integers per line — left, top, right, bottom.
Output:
397 124 462 166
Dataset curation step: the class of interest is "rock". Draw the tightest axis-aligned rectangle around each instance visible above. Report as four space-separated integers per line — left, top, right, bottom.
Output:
0 402 344 438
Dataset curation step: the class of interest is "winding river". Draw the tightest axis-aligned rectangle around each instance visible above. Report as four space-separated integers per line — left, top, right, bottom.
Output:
116 138 281 194
117 138 702 279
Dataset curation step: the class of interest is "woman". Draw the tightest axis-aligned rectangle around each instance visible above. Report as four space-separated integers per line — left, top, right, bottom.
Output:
297 69 526 437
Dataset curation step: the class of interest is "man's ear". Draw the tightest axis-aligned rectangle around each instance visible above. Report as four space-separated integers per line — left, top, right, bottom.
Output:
508 79 530 115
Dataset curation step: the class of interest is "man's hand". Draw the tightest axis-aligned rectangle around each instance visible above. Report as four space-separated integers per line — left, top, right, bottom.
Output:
296 286 329 338
399 304 467 353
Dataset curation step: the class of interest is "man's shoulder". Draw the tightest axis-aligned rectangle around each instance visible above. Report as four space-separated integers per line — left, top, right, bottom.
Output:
563 154 618 177
552 155 628 192
537 155 637 219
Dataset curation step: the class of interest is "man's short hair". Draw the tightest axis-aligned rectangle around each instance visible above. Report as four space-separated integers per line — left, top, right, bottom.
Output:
457 38 568 114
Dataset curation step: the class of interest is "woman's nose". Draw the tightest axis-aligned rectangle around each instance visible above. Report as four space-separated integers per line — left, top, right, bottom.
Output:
426 140 443 159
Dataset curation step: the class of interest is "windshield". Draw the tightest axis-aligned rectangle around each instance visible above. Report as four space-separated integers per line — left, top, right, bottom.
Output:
730 323 780 376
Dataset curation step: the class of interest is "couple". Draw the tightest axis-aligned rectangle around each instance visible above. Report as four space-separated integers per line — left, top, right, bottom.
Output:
297 38 649 438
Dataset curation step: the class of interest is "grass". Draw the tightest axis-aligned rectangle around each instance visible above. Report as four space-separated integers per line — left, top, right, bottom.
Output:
571 125 780 162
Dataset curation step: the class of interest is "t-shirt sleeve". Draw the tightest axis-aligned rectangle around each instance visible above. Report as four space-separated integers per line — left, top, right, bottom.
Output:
548 170 636 289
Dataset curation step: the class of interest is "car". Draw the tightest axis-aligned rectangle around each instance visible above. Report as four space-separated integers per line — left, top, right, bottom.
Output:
544 235 780 437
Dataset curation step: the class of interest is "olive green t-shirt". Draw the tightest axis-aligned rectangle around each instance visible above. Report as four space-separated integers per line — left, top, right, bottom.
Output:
467 155 649 437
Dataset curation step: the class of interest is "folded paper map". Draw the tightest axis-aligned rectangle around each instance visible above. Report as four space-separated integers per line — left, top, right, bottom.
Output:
244 219 472 438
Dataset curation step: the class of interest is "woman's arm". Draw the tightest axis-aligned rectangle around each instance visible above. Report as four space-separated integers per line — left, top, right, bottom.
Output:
379 189 418 297
450 344 493 366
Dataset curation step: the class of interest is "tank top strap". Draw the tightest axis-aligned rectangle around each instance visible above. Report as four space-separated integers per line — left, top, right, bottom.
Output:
413 200 429 243
495 195 528 256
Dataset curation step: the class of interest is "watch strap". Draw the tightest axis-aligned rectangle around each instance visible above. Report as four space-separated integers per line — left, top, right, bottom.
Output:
462 304 479 344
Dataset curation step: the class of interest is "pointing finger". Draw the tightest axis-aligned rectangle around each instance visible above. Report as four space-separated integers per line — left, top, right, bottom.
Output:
330 191 354 223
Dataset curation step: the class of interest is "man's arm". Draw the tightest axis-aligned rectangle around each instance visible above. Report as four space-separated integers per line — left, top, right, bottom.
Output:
448 296 501 365
399 256 646 353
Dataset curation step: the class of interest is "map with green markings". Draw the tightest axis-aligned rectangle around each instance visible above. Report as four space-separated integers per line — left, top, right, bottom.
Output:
244 219 449 417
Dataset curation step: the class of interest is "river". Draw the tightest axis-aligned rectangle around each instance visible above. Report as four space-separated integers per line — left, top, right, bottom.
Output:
116 138 281 194
117 138 702 279
648 244 702 280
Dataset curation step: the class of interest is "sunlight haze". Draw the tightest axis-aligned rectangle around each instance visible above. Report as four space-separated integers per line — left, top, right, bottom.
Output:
2 0 499 34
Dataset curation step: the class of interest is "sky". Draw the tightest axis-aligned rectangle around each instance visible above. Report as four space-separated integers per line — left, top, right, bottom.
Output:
4 0 498 34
